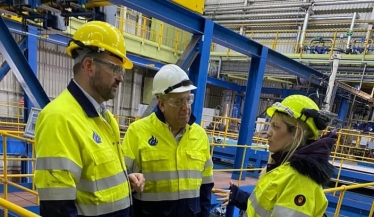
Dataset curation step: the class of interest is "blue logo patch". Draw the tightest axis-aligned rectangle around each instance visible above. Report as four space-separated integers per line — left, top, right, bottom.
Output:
148 135 158 146
92 131 102 144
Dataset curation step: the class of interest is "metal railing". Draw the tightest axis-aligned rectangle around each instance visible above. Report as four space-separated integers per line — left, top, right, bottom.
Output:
0 131 39 217
1 112 374 215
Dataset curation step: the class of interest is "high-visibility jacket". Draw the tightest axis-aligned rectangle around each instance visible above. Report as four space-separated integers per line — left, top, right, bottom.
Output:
34 80 132 217
123 110 214 217
245 163 328 217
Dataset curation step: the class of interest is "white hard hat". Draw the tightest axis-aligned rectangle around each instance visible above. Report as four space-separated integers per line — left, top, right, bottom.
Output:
152 64 197 95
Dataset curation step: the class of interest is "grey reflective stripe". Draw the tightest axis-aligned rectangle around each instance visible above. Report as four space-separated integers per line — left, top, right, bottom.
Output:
248 192 270 217
143 170 202 181
36 157 82 180
202 175 214 184
273 205 310 217
77 172 127 192
38 187 76 200
125 156 141 173
77 196 131 216
133 189 199 201
205 158 213 168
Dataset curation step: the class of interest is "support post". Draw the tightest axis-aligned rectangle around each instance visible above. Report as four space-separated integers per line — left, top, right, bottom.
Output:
338 98 349 125
24 26 38 121
232 47 268 180
323 53 341 111
226 47 268 217
232 93 242 118
24 26 39 183
189 19 214 124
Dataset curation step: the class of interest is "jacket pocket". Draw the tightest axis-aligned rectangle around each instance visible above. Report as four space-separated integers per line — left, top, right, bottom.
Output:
141 150 171 172
186 150 206 171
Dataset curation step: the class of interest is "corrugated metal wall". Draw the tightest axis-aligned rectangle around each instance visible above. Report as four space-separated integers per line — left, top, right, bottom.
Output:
0 34 144 119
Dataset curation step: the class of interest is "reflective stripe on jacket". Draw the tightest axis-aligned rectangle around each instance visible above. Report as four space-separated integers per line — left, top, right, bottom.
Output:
34 80 131 216
245 163 328 217
123 111 214 216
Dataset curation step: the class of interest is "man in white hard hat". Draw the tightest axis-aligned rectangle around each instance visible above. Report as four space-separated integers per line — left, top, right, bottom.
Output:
122 64 214 217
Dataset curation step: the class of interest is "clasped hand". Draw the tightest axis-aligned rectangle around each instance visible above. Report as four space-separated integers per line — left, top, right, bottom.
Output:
128 173 145 193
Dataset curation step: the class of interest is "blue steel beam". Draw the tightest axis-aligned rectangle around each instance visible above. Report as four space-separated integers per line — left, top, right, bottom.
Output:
0 16 50 108
232 47 269 180
4 18 70 47
0 37 27 82
189 20 214 124
206 77 243 92
109 0 325 84
227 47 269 217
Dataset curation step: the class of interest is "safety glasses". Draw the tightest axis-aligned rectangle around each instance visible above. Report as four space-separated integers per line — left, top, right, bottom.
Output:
271 102 295 118
91 57 125 77
164 93 195 107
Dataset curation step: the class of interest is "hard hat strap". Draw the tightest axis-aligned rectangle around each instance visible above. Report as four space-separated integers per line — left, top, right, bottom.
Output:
68 39 102 59
164 80 193 94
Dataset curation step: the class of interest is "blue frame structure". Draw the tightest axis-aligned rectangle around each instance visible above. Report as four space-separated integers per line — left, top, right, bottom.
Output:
0 0 325 185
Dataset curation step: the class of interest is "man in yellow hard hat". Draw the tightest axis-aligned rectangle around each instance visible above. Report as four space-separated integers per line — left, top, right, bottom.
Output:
34 21 144 217
122 64 214 217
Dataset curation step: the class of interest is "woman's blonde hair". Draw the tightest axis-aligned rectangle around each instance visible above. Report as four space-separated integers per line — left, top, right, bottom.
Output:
259 111 313 177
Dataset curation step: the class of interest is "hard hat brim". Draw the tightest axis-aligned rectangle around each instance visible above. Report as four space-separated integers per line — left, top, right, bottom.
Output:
266 106 281 118
163 85 197 94
66 41 133 70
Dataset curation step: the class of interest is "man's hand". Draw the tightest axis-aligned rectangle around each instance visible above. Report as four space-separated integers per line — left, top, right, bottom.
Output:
128 173 145 193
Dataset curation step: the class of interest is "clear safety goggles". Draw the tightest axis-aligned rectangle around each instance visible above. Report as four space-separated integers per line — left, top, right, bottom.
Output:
165 93 195 107
91 57 125 77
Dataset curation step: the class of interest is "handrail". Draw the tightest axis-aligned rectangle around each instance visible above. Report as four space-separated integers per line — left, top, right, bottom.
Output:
0 197 40 217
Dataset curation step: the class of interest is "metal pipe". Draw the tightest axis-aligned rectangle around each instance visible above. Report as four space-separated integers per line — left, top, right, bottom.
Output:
204 0 374 13
205 7 308 15
299 7 311 53
205 3 311 12
295 25 302 53
323 53 341 111
347 12 357 50
215 16 355 24
217 57 222 79
212 12 306 20
312 65 374 72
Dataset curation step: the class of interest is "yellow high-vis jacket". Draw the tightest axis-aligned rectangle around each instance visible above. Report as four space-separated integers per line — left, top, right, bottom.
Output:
245 163 328 217
34 80 132 217
123 110 214 217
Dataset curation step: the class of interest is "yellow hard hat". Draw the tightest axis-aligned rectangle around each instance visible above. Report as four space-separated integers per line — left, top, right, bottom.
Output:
66 21 133 69
266 95 328 139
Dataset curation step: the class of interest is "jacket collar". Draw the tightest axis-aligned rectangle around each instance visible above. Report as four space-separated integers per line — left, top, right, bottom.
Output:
67 79 99 118
154 105 196 125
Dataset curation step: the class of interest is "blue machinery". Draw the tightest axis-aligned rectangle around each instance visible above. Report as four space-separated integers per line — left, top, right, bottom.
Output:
1 0 374 216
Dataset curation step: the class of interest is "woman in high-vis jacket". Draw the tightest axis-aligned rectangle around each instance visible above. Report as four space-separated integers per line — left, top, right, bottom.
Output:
214 95 337 217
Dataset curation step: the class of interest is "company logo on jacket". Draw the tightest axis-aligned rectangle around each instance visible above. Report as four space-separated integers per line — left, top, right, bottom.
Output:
92 131 102 144
148 135 158 146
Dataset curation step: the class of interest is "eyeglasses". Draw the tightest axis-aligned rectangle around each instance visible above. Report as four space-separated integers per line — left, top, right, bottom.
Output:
164 94 195 107
91 57 125 77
